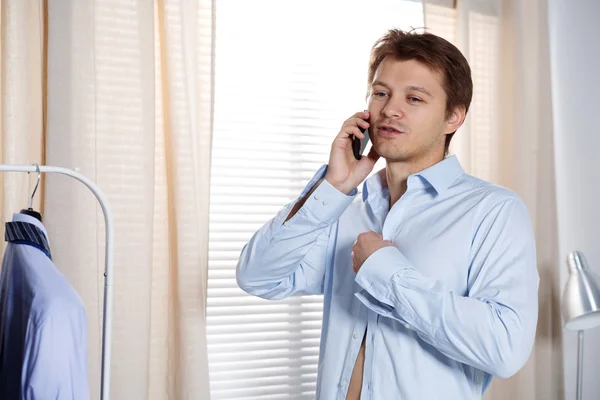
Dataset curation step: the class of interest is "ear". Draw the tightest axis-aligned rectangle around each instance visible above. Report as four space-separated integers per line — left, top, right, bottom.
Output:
444 106 466 134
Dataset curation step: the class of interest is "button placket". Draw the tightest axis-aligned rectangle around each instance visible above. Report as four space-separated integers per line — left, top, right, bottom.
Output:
341 305 367 395
362 313 378 398
382 190 415 240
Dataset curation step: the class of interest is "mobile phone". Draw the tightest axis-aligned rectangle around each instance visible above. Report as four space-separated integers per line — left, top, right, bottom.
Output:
352 126 370 160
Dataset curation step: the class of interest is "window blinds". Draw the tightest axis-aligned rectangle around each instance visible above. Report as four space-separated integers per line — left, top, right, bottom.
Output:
207 2 424 399
423 0 501 181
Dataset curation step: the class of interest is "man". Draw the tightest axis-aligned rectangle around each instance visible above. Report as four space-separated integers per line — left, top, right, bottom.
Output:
236 29 538 400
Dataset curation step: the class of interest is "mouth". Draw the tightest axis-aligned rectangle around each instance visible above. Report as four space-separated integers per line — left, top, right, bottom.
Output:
377 124 407 137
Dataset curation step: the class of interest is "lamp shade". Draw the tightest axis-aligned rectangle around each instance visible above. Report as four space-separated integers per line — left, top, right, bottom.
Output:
562 251 600 331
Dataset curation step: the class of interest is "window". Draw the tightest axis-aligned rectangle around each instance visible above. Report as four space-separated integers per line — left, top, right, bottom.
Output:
207 1 424 399
423 0 501 182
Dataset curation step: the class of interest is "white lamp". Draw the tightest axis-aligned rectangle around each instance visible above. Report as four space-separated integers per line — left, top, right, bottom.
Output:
561 250 600 400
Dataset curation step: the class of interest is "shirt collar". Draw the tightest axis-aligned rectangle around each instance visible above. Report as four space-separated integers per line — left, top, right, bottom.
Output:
363 168 388 202
362 155 464 201
416 155 464 194
11 213 50 246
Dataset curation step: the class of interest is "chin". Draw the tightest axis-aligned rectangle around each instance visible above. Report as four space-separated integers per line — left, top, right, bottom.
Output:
373 143 413 162
382 153 414 163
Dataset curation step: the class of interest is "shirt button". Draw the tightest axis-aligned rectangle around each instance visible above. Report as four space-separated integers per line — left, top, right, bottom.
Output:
314 194 320 200
340 380 347 388
322 200 329 206
353 333 358 339
404 323 410 329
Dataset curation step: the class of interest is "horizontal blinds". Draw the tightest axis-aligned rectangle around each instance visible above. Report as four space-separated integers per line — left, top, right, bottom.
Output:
207 1 424 399
424 1 500 182
468 9 500 182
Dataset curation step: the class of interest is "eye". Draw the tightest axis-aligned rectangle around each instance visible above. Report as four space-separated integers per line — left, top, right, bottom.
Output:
373 91 388 98
408 96 422 103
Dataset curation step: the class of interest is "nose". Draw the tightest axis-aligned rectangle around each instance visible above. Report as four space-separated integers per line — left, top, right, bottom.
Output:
381 97 405 119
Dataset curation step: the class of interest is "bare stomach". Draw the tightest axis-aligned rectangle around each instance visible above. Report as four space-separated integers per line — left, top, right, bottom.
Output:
346 331 367 400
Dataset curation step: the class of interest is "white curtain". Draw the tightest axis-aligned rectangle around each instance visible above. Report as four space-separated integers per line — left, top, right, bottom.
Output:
423 0 563 398
0 0 46 251
0 0 214 399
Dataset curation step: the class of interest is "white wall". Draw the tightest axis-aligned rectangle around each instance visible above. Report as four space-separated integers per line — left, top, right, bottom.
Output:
548 0 600 399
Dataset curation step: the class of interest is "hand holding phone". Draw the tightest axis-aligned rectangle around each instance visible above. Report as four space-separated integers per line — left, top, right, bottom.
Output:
324 111 379 195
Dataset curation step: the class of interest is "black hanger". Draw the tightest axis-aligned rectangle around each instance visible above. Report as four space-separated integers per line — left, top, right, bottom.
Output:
20 163 42 222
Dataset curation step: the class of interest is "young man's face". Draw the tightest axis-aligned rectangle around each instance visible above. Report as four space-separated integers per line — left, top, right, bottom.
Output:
367 57 462 163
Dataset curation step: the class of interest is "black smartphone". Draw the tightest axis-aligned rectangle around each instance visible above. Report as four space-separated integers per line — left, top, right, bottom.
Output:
352 126 370 160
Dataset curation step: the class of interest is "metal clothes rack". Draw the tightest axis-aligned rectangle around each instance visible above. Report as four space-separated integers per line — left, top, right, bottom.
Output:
0 164 114 400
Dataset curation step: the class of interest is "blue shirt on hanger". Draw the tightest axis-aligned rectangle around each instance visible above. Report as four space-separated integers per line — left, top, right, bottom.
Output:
0 213 89 400
236 155 539 400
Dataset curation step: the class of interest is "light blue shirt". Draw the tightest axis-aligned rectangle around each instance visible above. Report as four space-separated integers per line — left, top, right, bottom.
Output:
0 213 89 400
236 155 539 400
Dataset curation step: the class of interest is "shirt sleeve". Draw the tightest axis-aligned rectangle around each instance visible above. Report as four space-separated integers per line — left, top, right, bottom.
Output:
354 198 539 379
236 165 358 299
22 305 90 400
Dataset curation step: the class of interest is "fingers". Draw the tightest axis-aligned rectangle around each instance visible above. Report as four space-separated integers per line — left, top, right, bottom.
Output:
336 123 367 141
335 111 370 141
344 117 370 131
332 126 361 146
350 110 370 121
347 125 366 139
355 231 383 243
356 232 368 242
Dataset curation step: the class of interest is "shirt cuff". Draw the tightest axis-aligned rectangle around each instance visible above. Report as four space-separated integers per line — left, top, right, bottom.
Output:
354 289 395 317
287 164 357 225
354 245 412 304
299 178 356 224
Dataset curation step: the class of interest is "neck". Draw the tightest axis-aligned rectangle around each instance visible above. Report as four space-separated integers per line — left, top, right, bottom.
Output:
386 152 445 209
